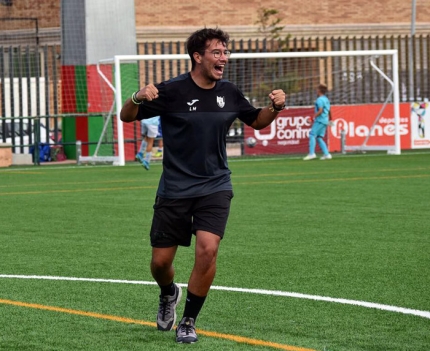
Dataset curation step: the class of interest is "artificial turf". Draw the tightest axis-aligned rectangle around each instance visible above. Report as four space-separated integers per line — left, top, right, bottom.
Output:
0 153 429 350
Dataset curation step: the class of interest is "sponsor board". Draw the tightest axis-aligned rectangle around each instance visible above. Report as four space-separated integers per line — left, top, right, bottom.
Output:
328 104 411 152
244 103 412 155
244 107 323 154
411 100 430 149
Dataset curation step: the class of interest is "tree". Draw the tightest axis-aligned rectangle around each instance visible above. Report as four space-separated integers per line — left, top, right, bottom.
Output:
255 7 292 51
255 7 285 42
250 8 298 105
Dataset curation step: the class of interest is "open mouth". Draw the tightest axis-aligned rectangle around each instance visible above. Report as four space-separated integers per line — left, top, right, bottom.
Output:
214 64 224 75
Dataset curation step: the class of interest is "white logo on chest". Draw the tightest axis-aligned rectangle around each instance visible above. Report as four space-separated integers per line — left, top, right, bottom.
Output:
187 99 199 111
187 99 199 106
217 96 225 108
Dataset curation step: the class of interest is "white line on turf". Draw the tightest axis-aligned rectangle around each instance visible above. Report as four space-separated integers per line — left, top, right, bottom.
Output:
2 151 430 172
1 274 429 320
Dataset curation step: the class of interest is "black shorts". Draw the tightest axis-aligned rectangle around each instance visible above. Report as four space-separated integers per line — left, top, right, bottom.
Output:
150 190 234 248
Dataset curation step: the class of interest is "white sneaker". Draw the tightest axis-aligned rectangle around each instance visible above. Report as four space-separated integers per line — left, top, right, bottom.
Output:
303 154 317 161
320 154 332 160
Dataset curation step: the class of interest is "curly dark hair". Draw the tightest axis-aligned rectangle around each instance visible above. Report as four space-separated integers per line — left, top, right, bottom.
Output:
186 28 230 69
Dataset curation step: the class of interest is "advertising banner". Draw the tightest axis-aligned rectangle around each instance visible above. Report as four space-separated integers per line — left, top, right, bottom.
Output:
410 100 430 148
244 107 325 155
328 104 411 152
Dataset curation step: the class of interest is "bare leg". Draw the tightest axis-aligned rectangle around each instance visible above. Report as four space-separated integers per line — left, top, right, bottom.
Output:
145 136 155 153
179 230 220 326
151 246 178 286
188 230 221 296
152 246 181 332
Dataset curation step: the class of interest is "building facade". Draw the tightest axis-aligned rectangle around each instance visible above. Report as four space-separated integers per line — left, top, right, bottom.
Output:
1 0 429 45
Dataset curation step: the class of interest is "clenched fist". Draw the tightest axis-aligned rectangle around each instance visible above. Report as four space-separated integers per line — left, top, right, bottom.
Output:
136 84 159 102
269 89 286 109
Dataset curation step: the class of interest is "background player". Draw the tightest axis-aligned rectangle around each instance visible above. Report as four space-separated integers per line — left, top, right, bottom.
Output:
154 122 163 158
120 28 285 344
304 83 332 160
411 101 428 138
135 116 160 170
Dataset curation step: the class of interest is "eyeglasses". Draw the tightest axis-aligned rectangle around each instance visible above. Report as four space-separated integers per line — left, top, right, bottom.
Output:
205 50 231 59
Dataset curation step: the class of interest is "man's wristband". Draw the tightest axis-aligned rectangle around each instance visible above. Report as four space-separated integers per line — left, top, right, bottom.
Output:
131 91 144 105
269 102 285 113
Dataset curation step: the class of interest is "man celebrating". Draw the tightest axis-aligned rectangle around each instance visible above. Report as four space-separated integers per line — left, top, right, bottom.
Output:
304 83 332 160
120 28 286 344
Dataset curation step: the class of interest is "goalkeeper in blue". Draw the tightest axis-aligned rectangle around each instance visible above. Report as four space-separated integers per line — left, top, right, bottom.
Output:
304 84 332 160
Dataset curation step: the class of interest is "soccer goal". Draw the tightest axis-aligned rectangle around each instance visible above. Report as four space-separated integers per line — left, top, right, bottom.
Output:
91 49 401 165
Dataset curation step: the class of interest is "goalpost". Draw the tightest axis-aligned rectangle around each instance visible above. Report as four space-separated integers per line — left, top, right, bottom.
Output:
89 50 400 166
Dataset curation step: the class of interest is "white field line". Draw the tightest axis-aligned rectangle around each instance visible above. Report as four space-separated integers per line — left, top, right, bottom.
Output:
2 151 430 173
1 274 429 320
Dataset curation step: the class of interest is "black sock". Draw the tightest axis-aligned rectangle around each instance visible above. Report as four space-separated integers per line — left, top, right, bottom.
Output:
182 290 206 321
159 281 175 296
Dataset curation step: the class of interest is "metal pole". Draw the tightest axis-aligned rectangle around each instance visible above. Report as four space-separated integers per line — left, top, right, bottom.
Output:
409 0 417 101
392 51 401 155
114 56 125 166
340 130 346 154
76 140 82 165
34 118 40 165
411 0 417 41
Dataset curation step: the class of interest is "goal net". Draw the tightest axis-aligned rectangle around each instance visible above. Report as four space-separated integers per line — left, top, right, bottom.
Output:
92 50 401 165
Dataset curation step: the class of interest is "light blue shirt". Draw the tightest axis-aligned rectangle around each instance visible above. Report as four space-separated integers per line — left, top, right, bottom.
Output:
141 116 160 126
314 95 330 125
